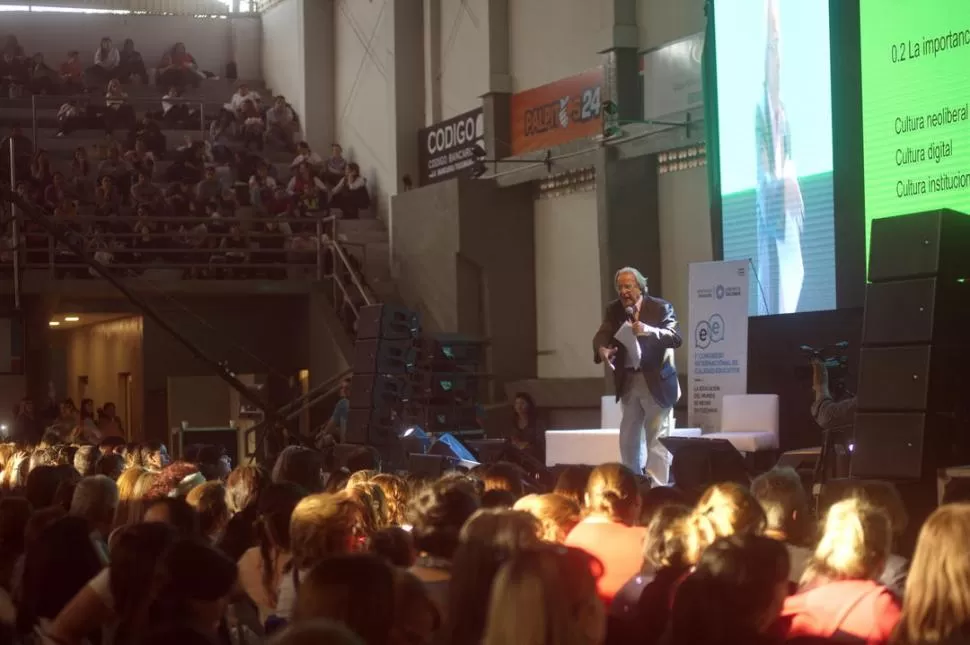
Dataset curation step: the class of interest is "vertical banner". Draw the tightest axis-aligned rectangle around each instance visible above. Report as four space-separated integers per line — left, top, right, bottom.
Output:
688 260 749 432
641 32 705 123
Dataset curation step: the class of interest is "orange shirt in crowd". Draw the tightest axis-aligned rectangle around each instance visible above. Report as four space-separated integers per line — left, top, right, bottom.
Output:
779 579 901 645
60 59 82 80
564 518 646 605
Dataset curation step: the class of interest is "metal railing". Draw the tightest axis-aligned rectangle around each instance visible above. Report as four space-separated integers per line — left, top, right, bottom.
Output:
4 94 214 144
10 213 329 278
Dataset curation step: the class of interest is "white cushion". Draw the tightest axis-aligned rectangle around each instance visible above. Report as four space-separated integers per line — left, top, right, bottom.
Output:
721 394 779 435
601 395 622 429
545 429 620 467
702 431 778 453
670 427 703 439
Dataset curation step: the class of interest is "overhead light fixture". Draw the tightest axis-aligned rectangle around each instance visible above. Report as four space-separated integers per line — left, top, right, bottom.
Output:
64 316 80 322
49 321 60 327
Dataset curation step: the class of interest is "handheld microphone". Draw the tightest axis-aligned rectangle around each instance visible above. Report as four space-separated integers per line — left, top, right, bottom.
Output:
625 306 636 322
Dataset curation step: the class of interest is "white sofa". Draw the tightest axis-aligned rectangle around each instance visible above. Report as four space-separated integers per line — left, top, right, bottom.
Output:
700 394 780 453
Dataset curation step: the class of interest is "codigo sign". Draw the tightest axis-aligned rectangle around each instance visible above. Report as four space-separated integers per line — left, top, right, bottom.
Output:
417 108 485 186
510 68 604 156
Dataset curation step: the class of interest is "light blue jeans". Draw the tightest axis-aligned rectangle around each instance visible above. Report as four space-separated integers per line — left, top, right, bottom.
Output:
619 375 673 485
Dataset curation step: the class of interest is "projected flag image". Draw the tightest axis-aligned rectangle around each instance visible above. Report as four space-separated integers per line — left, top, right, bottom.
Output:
714 0 836 316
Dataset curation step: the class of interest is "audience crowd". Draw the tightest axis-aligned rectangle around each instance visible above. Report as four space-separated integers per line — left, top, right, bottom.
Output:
1 390 969 645
1 34 372 280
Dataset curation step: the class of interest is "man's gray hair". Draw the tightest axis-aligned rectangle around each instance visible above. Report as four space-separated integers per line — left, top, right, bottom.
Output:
614 267 648 293
70 475 119 524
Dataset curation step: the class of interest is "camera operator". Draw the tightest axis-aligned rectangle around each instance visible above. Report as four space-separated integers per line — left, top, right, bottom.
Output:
811 357 857 429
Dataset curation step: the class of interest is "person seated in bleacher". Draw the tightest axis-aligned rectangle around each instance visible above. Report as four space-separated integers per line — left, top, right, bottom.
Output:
232 148 264 184
94 175 124 217
70 146 93 198
44 172 74 211
290 141 323 174
240 99 265 151
117 39 148 85
323 143 347 187
248 162 278 211
215 223 249 278
96 145 129 191
287 162 328 222
59 51 83 94
196 165 224 204
124 138 156 180
265 96 298 153
165 140 206 185
55 100 84 138
102 79 135 136
157 42 202 90
26 53 57 96
127 115 166 157
161 86 196 127
85 37 120 89
329 162 369 220
29 151 53 192
130 171 163 209
0 48 27 98
226 83 261 118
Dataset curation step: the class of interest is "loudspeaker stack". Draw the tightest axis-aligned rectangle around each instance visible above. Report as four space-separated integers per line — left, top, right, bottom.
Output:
404 333 488 438
346 304 421 446
852 210 970 480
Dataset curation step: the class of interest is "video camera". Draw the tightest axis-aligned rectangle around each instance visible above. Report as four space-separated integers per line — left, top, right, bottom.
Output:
795 341 850 399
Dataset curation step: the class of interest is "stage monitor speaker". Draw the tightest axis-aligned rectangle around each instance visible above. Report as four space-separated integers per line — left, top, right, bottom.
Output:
345 408 397 445
354 338 418 374
408 453 457 478
660 436 749 492
857 345 970 415
403 404 481 433
357 304 421 341
868 209 970 282
415 335 486 371
410 372 481 403
862 277 970 346
349 373 411 409
849 412 970 480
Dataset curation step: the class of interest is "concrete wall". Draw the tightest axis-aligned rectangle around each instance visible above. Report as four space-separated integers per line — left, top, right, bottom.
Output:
61 316 144 437
334 0 396 217
391 180 461 332
457 179 536 392
658 165 713 369
508 0 610 91
535 190 603 378
391 177 537 394
435 0 490 120
3 11 256 79
261 0 305 120
637 0 706 52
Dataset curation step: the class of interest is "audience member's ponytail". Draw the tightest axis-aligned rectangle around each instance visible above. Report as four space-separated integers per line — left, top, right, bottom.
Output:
584 463 640 526
685 482 766 565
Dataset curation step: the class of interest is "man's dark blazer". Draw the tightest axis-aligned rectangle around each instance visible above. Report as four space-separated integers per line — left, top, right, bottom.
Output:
592 295 682 409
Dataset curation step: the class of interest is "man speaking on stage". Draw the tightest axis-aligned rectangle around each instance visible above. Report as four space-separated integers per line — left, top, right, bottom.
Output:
592 267 682 484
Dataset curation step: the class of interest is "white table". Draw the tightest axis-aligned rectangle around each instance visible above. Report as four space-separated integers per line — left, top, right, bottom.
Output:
545 427 703 467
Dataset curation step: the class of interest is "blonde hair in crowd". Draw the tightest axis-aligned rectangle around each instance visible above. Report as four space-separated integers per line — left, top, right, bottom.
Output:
894 503 970 645
513 494 581 543
114 466 148 530
801 497 891 586
289 492 366 570
684 482 766 565
483 548 603 645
